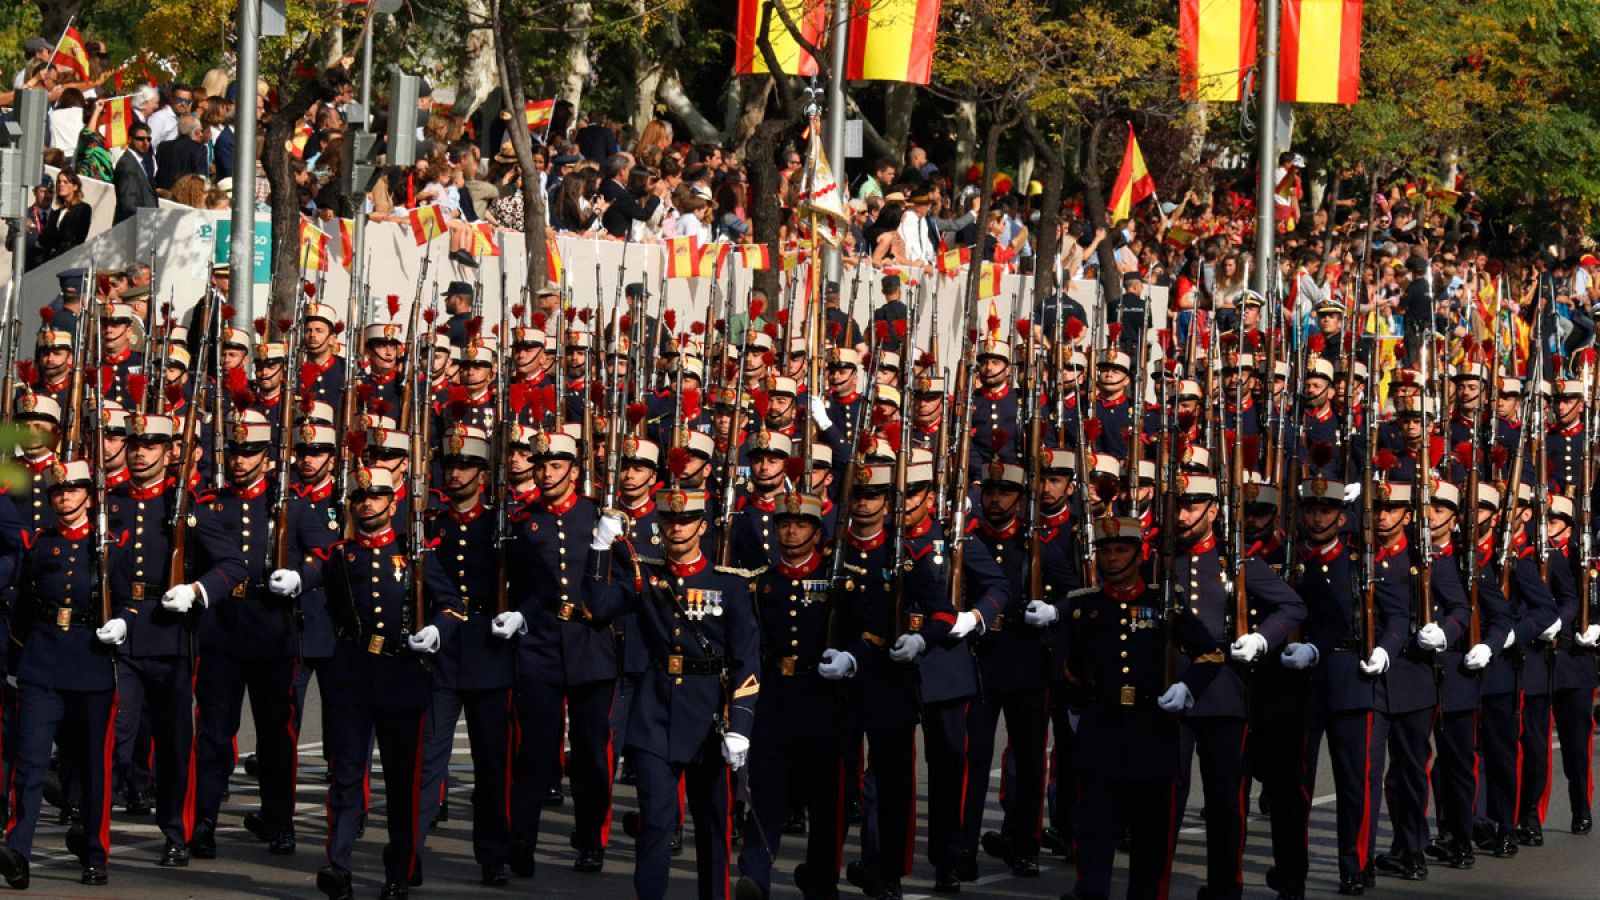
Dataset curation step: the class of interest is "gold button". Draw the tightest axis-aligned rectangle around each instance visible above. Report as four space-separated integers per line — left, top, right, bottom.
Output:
1119 634 1128 641
374 607 383 613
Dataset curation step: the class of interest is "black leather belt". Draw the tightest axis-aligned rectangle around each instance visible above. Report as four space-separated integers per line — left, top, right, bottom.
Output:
128 582 165 601
40 607 97 629
764 655 819 676
657 654 724 676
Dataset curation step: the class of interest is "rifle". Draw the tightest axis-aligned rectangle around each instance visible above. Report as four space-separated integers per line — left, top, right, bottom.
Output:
86 297 113 624
1022 306 1046 610
1581 353 1600 638
1159 352 1181 685
169 293 215 590
211 276 227 490
888 279 926 636
398 247 433 432
269 293 305 571
712 291 765 567
62 262 94 459
1358 339 1377 661
1415 331 1434 633
408 293 439 630
494 259 514 615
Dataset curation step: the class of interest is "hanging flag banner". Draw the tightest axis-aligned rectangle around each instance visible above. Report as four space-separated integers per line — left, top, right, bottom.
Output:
845 0 940 84
1178 0 1258 102
666 236 699 278
1280 0 1363 104
734 0 825 76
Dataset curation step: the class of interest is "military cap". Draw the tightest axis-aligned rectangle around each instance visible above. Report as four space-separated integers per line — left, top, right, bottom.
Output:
1175 473 1217 501
43 459 93 491
1556 377 1588 398
1241 474 1281 509
1089 452 1122 479
828 347 860 369
976 339 1011 363
747 429 793 459
349 466 396 498
1551 493 1576 522
1040 448 1076 473
769 376 799 398
912 372 946 395
512 326 546 348
1093 516 1144 545
1098 350 1133 372
1429 479 1460 511
365 426 410 456
103 303 137 323
529 429 579 461
621 435 661 468
254 342 287 364
221 325 252 349
676 428 717 461
1219 352 1255 373
1298 477 1346 504
440 425 491 463
99 402 130 435
1371 480 1412 507
746 331 775 353
58 269 87 293
127 412 176 442
874 385 902 410
1498 376 1523 396
304 303 340 326
906 448 935 485
982 460 1026 487
36 329 73 350
773 491 824 523
364 322 406 345
1476 483 1501 510
658 488 708 517
1305 359 1335 382
1180 443 1212 472
297 400 336 425
461 342 497 367
852 464 894 494
13 392 61 424
294 423 338 450
226 418 273 448
1175 379 1202 400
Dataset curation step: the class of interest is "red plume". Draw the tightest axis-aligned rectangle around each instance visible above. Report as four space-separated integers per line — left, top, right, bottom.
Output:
1241 434 1260 464
884 423 903 453
1065 318 1085 340
668 445 692 478
1106 323 1123 343
512 303 526 321
387 295 401 319
531 311 548 330
829 321 843 341
423 308 438 325
1092 474 1120 503
775 309 789 327
302 282 317 298
276 317 292 333
369 399 391 416
577 308 592 324
127 373 148 407
1247 331 1262 350
509 382 530 414
870 404 891 427
751 390 770 420
1083 418 1103 441
682 386 701 420
619 314 632 334
783 455 805 481
1016 319 1032 341
856 431 877 456
221 304 236 322
447 385 469 419
297 393 314 414
990 428 1010 453
1308 333 1326 353
916 351 937 369
664 309 677 331
253 317 268 337
626 402 649 428
344 430 367 458
1429 435 1446 468
332 321 346 335
15 359 37 384
356 382 375 404
1490 445 1509 468
1309 440 1335 468
874 320 889 343
1454 442 1474 469
760 350 776 368
466 316 483 339
166 382 185 407
892 319 907 339
750 297 767 320
1372 448 1399 472
589 381 607 405
762 321 780 339
38 306 54 324
986 313 1001 334
435 324 450 336
691 320 707 336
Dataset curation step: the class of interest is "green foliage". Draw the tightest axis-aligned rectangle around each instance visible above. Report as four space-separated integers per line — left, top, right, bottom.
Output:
136 0 347 82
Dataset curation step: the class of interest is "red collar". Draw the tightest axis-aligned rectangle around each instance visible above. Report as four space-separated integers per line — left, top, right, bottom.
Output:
1097 393 1128 408
1299 537 1343 564
1551 537 1570 553
448 499 486 524
668 554 707 577
624 498 656 519
127 476 174 501
1227 395 1255 413
520 370 548 387
256 391 281 407
1307 404 1333 422
1185 532 1217 555
979 383 1011 401
367 368 399 385
541 490 578 515
42 375 69 392
21 453 57 475
513 485 541 504
1556 420 1583 437
1499 416 1522 429
777 551 822 580
356 527 397 549
1376 534 1408 562
296 478 334 502
846 529 886 551
1247 535 1282 559
907 516 933 539
104 346 132 365
834 390 859 405
1105 579 1148 603
915 419 941 435
105 467 130 488
1041 504 1071 528
747 494 775 513
234 477 269 500
307 354 337 377
1435 539 1453 557
57 518 91 540
1477 536 1495 568
980 517 1020 540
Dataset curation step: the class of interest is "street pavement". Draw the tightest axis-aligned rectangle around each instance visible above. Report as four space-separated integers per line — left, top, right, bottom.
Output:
18 689 1600 898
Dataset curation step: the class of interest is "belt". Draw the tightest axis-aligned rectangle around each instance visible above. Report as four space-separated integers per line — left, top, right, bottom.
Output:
338 632 406 657
1192 650 1227 664
905 613 925 633
40 606 97 629
128 582 165 601
1084 684 1162 707
991 614 1006 632
764 655 819 676
657 654 724 676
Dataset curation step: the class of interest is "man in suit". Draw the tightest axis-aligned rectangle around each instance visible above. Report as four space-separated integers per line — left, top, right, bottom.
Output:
154 115 211 191
114 122 160 224
600 154 664 238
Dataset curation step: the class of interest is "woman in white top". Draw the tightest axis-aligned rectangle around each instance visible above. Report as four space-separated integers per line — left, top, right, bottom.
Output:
49 88 89 152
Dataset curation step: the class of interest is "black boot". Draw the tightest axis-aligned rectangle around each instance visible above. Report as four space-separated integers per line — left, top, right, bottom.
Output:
0 848 28 890
190 820 217 859
316 865 354 900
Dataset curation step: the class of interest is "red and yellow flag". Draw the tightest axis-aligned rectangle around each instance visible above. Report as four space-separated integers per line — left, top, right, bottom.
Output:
780 248 801 272
734 0 824 77
50 26 92 82
471 223 501 257
287 120 314 159
666 236 699 279
299 221 331 272
524 99 555 129
1178 0 1258 102
845 0 940 84
98 95 135 149
409 205 447 246
546 239 564 284
1107 124 1155 222
339 218 356 269
737 243 771 271
977 264 1003 301
697 242 730 279
1280 0 1362 104
936 246 970 275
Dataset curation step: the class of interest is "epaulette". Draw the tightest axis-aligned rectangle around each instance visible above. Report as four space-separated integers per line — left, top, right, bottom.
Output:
716 564 768 578
1067 587 1099 599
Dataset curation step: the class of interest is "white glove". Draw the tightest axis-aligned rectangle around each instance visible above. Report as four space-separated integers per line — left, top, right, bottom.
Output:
1540 617 1563 642
407 624 441 654
1230 632 1269 663
161 583 197 613
1156 682 1194 712
1579 625 1600 648
1023 600 1058 627
95 618 127 645
1342 482 1361 503
889 633 926 662
268 569 302 598
1463 643 1493 670
1359 646 1390 675
950 609 981 638
721 732 750 768
1067 710 1081 732
1416 622 1448 651
809 395 834 431
1504 630 1518 650
819 648 856 680
591 513 626 550
490 611 526 639
1280 642 1318 670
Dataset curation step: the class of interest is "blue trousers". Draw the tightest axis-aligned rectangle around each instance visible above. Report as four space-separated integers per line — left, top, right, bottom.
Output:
194 653 298 831
323 673 424 884
511 678 614 853
6 681 114 868
113 655 194 844
416 685 513 867
632 745 731 900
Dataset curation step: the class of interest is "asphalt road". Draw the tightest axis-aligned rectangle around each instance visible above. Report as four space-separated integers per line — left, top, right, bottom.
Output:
17 687 1600 899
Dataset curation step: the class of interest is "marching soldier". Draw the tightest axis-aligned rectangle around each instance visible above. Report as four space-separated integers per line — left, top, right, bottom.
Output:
298 302 346 403
276 465 464 900
357 319 407 417
1549 495 1600 835
586 488 760 900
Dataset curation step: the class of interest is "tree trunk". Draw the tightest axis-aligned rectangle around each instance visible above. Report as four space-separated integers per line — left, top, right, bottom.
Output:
1081 116 1120 302
1180 99 1211 196
265 65 344 324
960 120 1007 322
745 117 794 300
952 100 978 184
453 0 500 118
659 72 725 143
489 0 548 292
1025 123 1068 307
36 0 87 40
730 76 773 162
560 2 593 116
881 83 915 161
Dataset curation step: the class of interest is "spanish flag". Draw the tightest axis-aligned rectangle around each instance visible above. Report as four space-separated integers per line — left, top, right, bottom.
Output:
339 218 356 269
99 95 135 149
734 0 824 77
471 223 501 257
1107 124 1155 223
409 205 447 246
666 236 699 279
299 221 331 272
546 239 564 284
50 26 92 82
780 248 801 272
524 99 555 129
287 120 314 159
1280 0 1362 105
936 246 969 275
697 242 730 279
1178 0 1257 102
737 243 771 271
845 0 940 84
978 265 1003 301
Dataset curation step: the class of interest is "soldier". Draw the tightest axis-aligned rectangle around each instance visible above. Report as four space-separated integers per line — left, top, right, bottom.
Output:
967 339 1020 474
0 461 117 888
586 488 759 900
274 465 464 900
732 429 793 566
415 426 518 885
298 302 346 403
10 393 64 533
1548 492 1600 834
282 423 345 779
504 428 617 876
23 324 74 408
107 412 246 867
735 491 843 900
1062 516 1211 900
358 319 407 416
1090 348 1135 459
191 415 300 858
98 303 142 407
436 342 497 435
1298 360 1342 476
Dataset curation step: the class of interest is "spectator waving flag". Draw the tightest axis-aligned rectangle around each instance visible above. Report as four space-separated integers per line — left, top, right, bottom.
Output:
409 205 447 246
524 99 555 129
1107 124 1156 222
50 25 92 81
471 223 501 258
99 95 136 148
546 239 564 284
937 246 970 275
666 236 699 279
299 221 331 272
737 244 771 271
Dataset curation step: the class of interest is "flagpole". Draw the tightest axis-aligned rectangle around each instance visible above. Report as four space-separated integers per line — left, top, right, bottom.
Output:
823 0 849 284
1251 0 1280 300
47 15 76 67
